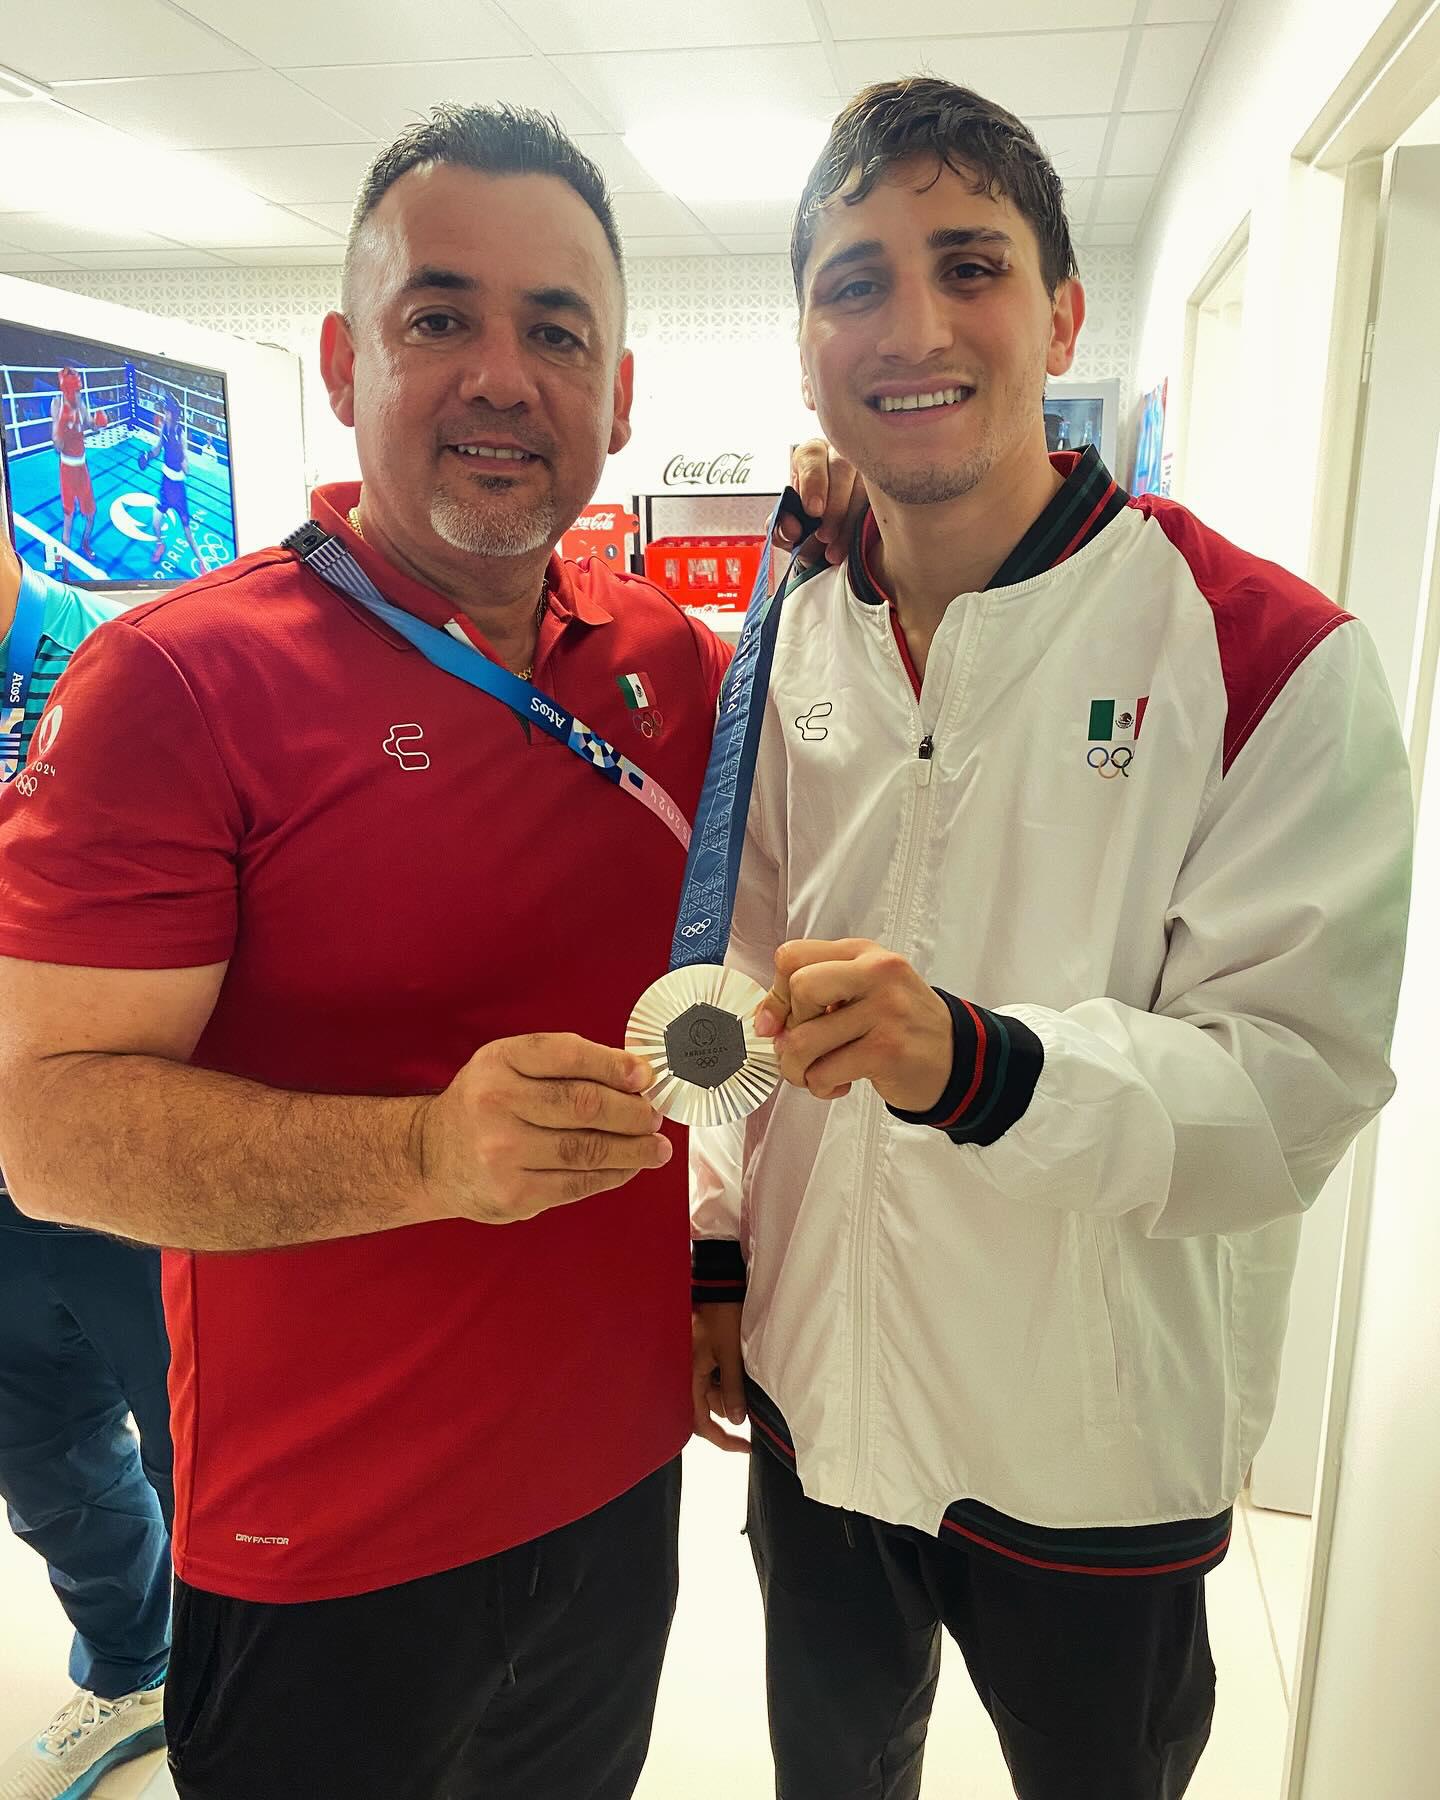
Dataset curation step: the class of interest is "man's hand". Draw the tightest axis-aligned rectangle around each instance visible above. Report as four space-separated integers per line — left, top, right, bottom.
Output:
777 439 868 567
692 1303 749 1453
415 1033 671 1224
756 939 953 1110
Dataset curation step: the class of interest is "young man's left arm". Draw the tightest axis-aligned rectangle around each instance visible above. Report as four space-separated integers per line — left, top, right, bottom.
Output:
761 619 1413 1240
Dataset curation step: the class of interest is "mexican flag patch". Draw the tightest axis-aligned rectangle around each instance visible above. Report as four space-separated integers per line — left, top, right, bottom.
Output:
617 671 653 710
1088 696 1148 741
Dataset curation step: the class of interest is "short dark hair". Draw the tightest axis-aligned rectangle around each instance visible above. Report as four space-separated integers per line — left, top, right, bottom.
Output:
343 102 625 318
792 78 1078 303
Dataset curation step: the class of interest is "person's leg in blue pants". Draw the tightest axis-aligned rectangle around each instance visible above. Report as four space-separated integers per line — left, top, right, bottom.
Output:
0 1214 173 1795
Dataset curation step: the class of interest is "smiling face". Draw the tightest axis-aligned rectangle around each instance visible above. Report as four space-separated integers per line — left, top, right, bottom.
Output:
323 162 632 569
797 158 1082 508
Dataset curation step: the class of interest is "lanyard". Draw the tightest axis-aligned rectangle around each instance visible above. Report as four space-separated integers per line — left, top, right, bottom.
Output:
282 523 693 850
0 565 51 783
667 501 819 973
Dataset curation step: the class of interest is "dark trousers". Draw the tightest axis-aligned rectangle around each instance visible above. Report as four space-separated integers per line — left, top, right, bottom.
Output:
0 1219 174 1699
166 1456 682 1800
748 1447 1214 1800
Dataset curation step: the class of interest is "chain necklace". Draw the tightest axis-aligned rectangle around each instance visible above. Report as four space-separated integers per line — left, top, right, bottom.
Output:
346 504 547 680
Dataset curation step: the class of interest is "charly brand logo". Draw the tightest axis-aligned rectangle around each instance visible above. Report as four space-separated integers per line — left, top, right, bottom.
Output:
662 451 754 488
382 723 430 771
1086 695 1147 778
794 701 833 741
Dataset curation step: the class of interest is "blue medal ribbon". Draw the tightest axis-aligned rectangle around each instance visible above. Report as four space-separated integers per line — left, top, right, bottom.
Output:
0 565 52 783
667 501 818 971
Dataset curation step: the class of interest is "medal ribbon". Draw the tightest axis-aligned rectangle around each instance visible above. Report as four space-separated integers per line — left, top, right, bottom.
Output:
282 523 692 850
667 498 820 972
0 565 52 783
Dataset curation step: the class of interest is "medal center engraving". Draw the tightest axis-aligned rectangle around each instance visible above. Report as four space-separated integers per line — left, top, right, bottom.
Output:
664 1001 747 1090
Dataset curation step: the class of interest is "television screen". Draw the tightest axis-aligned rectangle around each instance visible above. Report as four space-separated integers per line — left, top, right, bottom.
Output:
0 318 237 590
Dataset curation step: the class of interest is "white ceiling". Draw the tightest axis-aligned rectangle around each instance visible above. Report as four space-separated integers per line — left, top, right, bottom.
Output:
0 0 1227 273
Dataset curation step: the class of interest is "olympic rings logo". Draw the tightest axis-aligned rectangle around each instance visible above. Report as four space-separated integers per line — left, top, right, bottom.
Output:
14 772 37 797
680 919 712 939
1087 746 1134 779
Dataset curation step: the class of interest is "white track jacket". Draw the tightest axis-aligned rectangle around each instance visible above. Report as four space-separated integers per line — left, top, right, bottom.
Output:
692 468 1412 1538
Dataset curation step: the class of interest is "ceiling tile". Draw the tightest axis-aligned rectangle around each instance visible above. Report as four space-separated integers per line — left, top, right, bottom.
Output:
623 236 726 257
175 0 528 67
172 143 379 205
0 0 253 82
289 58 607 139
1146 0 1222 19
1032 115 1111 182
832 33 1129 118
0 105 125 212
501 0 817 54
59 248 232 268
211 244 346 266
1064 178 1096 218
1107 111 1180 177
53 70 371 148
684 197 799 237
183 203 342 249
285 202 354 235
1125 23 1214 112
612 191 708 236
718 234 793 255
1093 175 1154 225
573 135 659 194
1080 221 1137 247
821 0 1134 34
555 45 838 134
0 212 181 252
0 252 76 272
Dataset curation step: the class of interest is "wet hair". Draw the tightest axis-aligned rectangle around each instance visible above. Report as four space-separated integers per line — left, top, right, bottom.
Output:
792 77 1078 303
343 102 625 326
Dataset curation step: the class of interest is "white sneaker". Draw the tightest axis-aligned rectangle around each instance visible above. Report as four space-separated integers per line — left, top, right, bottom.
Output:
0 1684 166 1800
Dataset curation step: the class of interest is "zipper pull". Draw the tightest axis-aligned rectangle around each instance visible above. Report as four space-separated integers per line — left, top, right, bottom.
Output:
915 734 934 786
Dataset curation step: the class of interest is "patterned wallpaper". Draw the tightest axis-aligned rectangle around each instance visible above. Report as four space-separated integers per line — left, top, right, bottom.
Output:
23 249 1137 479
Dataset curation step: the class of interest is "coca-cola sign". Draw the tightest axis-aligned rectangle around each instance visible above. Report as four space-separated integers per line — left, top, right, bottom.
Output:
662 451 755 488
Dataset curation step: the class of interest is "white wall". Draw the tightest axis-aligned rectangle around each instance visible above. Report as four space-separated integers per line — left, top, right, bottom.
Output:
0 271 305 558
1131 0 1411 580
24 247 1139 501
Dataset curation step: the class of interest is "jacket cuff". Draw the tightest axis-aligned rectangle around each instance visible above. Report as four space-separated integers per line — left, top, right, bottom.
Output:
887 989 1044 1146
692 1237 747 1306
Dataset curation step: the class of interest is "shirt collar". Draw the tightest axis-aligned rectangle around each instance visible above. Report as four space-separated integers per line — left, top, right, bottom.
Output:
307 483 613 630
847 445 1129 608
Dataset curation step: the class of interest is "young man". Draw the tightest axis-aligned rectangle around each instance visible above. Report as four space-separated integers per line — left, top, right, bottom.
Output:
0 529 172 1800
0 106 728 1800
692 78 1412 1800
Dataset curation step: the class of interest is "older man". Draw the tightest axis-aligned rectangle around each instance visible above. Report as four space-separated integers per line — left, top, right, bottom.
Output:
0 105 728 1800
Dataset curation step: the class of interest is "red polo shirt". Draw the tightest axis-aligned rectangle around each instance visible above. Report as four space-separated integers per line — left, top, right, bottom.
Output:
0 483 730 1602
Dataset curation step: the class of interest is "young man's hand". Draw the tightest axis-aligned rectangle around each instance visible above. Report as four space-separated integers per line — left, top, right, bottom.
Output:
692 1304 749 1453
777 439 868 566
756 939 953 1110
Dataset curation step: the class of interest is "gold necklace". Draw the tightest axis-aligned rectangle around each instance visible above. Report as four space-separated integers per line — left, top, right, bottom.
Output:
347 503 547 680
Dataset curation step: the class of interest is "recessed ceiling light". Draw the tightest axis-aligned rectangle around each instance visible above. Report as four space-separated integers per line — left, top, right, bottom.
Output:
624 112 827 206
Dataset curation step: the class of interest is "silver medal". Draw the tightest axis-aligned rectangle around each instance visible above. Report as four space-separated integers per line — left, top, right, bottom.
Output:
626 964 781 1126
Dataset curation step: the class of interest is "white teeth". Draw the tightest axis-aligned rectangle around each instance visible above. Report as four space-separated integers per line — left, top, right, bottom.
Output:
454 444 531 460
877 389 965 413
